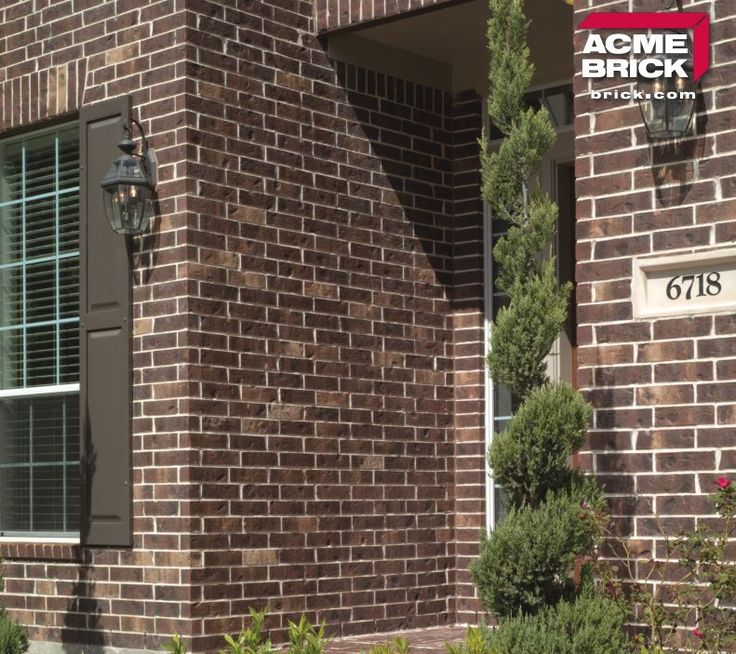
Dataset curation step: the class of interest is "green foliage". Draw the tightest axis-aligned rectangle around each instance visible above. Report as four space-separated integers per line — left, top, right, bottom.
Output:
470 480 605 617
489 382 592 507
481 0 571 402
604 480 736 654
219 609 274 654
163 611 328 654
486 0 534 135
445 626 495 654
285 615 329 654
162 634 187 654
484 589 630 654
492 196 558 294
0 561 27 654
481 111 557 223
448 591 628 654
0 612 29 654
475 0 607 628
362 636 410 654
486 262 570 400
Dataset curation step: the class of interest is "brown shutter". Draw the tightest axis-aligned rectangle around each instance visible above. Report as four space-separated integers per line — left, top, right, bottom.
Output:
79 96 133 547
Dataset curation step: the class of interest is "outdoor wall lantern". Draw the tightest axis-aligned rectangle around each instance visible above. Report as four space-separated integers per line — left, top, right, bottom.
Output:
100 119 157 235
637 55 697 140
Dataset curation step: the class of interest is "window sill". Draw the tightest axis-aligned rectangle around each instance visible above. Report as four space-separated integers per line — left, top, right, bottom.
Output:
0 540 82 562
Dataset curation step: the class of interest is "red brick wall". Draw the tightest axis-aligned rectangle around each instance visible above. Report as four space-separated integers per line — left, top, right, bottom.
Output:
183 0 466 643
0 0 196 649
0 0 487 649
574 0 736 601
315 0 454 33
449 92 486 624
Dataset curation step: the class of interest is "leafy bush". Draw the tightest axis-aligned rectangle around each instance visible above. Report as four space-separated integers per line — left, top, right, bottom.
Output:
489 382 592 507
163 610 328 654
362 636 410 654
285 615 328 654
474 0 608 631
470 480 604 616
0 611 28 654
602 478 736 654
163 634 187 654
445 626 494 654
219 609 274 654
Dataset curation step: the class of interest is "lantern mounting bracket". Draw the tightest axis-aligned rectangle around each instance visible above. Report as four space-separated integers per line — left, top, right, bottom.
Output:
663 0 683 10
123 118 157 188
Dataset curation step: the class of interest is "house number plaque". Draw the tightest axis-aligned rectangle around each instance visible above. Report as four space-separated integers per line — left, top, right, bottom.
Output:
633 248 736 319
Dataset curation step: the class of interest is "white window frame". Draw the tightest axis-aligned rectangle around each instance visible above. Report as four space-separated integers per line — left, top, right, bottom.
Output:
0 121 81 540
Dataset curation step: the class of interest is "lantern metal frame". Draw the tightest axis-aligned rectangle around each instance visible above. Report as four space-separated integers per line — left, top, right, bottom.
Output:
636 38 698 141
100 118 157 236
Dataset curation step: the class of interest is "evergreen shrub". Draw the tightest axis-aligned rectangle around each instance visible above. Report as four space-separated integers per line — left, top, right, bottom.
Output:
470 480 604 616
484 589 630 654
488 382 593 507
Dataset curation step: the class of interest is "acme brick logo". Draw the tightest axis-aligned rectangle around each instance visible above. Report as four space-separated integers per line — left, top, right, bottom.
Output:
579 12 710 82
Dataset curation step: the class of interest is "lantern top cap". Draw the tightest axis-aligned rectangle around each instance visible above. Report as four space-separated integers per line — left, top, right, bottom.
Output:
100 140 155 192
117 137 137 156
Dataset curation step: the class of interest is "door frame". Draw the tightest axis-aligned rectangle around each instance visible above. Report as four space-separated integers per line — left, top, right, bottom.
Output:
483 121 575 531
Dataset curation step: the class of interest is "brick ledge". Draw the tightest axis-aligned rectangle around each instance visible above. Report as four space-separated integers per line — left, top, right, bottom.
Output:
0 542 82 562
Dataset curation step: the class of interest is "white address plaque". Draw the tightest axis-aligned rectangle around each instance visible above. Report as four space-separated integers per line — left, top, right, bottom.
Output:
633 248 736 319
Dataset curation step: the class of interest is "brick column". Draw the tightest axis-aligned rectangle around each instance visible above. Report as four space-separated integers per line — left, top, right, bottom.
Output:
574 0 736 588
450 91 486 624
183 3 459 647
0 1 197 649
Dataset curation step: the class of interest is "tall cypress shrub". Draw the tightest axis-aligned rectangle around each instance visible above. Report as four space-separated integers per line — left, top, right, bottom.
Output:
470 0 607 619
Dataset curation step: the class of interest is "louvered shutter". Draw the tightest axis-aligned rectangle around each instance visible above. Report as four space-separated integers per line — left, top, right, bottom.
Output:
79 96 133 547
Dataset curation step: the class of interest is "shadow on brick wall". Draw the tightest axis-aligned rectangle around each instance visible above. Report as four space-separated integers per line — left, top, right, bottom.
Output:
334 60 457 296
62 442 103 653
651 94 709 207
136 197 165 285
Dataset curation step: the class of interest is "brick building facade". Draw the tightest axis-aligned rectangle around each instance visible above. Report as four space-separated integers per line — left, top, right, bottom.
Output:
0 0 732 652
574 0 736 559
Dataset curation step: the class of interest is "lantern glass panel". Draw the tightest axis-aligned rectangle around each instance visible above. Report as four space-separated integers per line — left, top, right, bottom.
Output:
637 50 696 139
668 78 696 136
103 184 153 234
639 78 668 137
101 148 154 235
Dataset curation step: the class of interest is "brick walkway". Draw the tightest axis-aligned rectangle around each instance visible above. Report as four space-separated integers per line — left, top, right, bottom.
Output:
328 626 466 653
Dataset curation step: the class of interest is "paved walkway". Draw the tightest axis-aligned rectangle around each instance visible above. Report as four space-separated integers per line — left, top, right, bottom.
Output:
328 626 466 653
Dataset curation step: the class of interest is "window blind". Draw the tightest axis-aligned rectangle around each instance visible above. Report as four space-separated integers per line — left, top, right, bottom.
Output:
0 125 80 536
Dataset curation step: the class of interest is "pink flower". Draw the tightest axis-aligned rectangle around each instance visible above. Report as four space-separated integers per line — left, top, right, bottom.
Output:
694 627 703 639
716 477 732 490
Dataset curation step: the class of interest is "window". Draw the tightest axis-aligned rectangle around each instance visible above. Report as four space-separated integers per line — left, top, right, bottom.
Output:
0 124 80 537
484 205 513 530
